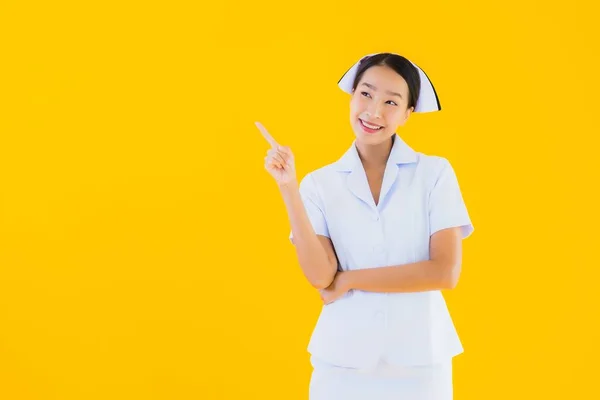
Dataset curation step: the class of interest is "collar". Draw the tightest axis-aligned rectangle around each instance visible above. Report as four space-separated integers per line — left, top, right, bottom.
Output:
333 134 418 172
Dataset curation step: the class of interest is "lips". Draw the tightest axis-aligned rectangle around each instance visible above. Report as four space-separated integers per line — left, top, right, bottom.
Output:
359 119 384 133
360 119 383 129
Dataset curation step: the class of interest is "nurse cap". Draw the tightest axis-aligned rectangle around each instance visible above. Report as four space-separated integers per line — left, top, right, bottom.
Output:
337 53 441 113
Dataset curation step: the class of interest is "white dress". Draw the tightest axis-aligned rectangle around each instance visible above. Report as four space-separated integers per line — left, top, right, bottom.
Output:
309 354 453 400
290 136 474 400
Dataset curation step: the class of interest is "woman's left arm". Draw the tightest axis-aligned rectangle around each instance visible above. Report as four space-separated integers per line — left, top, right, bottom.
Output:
342 226 463 293
319 227 462 303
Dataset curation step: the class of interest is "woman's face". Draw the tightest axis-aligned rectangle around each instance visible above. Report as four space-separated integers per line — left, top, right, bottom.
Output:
349 65 414 145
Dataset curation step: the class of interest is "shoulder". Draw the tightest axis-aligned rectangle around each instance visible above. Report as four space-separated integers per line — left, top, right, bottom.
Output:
413 151 457 185
413 146 452 170
413 151 468 205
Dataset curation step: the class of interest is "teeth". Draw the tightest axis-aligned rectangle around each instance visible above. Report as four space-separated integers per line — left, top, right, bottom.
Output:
362 120 382 129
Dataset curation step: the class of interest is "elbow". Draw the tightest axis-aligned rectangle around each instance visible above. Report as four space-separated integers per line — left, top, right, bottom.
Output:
309 268 337 290
304 259 337 290
439 262 461 290
310 275 335 290
445 275 459 290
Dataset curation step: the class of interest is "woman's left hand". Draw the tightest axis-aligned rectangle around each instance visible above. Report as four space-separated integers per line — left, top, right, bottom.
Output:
319 272 351 305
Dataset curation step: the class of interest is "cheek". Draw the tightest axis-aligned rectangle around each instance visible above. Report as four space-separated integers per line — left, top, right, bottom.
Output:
387 109 406 122
352 96 370 112
349 101 362 118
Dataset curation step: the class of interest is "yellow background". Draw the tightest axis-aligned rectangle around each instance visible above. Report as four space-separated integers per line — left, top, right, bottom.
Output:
1 0 598 398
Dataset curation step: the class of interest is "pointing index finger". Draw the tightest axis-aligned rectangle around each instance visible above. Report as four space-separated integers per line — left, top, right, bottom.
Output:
255 121 279 148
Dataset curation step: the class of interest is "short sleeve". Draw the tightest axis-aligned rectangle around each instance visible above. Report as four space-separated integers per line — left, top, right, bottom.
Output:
289 173 330 243
428 158 474 239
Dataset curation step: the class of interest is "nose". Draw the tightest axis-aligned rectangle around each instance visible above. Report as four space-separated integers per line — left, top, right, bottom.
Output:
367 101 383 119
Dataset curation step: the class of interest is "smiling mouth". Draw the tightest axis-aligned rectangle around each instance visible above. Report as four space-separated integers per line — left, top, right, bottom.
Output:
359 119 384 132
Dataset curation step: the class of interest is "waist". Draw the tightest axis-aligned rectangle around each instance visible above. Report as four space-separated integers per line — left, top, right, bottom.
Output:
307 290 463 367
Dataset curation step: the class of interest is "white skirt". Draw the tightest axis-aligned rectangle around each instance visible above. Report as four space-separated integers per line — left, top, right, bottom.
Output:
309 355 453 400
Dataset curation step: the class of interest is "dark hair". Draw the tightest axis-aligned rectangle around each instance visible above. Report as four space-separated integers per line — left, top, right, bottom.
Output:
352 53 421 110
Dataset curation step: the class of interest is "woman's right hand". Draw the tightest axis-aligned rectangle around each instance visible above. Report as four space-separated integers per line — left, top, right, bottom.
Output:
255 121 297 187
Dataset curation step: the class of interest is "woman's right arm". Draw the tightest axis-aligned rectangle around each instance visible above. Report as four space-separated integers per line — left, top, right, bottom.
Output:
279 182 338 289
256 121 337 290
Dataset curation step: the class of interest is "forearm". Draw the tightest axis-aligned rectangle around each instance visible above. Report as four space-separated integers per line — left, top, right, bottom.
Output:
341 260 457 293
279 182 337 289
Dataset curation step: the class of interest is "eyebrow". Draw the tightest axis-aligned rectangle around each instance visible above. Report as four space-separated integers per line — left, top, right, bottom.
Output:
360 82 403 99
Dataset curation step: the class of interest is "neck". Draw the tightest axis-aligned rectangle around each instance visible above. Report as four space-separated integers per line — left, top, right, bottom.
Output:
355 136 394 169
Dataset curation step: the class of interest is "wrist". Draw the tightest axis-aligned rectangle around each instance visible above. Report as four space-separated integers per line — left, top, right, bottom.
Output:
278 180 299 197
338 271 355 292
278 178 298 188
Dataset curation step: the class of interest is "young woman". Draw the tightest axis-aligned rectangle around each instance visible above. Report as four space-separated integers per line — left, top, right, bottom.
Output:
256 52 474 400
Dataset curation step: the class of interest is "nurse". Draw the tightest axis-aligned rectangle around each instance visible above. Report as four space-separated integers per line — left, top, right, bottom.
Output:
256 52 474 400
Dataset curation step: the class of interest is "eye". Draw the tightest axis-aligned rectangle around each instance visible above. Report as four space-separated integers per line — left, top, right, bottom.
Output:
386 100 398 106
360 91 371 98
